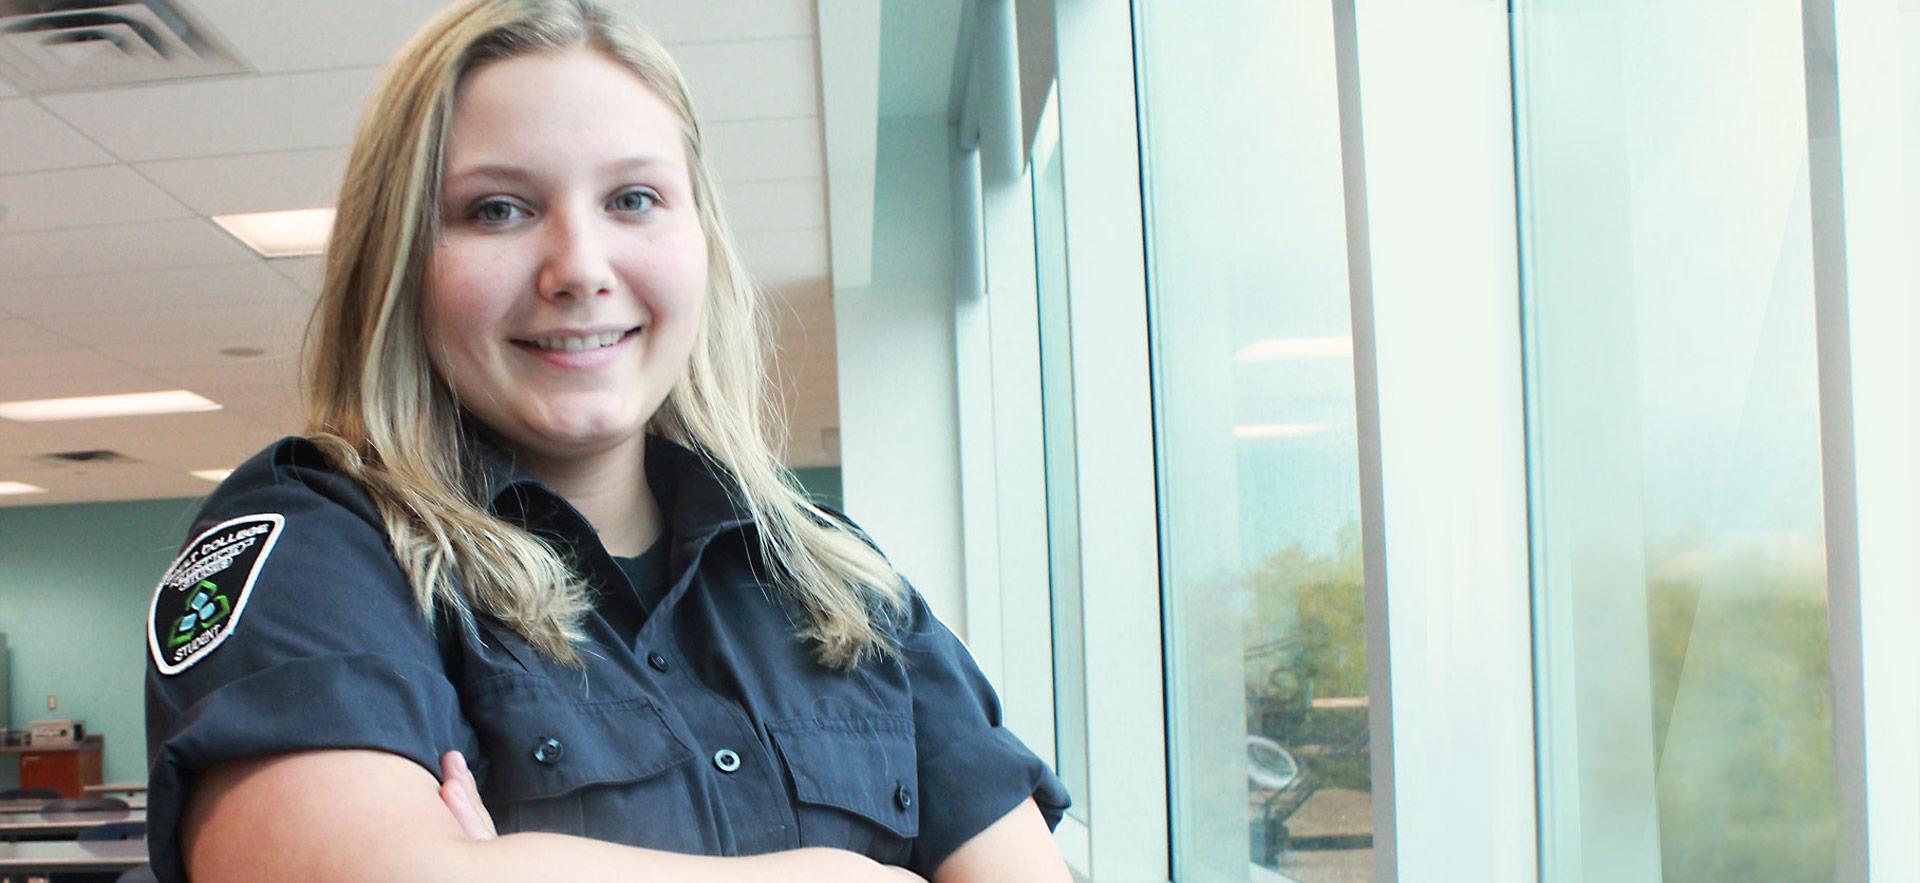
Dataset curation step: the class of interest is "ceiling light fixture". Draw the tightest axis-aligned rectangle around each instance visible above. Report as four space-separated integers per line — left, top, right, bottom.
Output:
0 389 221 422
211 208 335 258
0 481 49 496
190 469 234 483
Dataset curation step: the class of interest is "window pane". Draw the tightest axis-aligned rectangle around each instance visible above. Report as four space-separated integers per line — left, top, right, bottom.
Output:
1137 2 1374 879
1515 4 1840 880
1034 95 1090 824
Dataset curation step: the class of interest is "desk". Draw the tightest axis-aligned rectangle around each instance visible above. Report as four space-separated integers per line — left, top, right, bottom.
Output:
1 736 104 798
84 782 146 796
0 797 144 813
0 837 147 874
0 809 143 840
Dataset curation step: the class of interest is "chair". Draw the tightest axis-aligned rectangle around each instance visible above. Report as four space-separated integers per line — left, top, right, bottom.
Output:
76 821 146 841
0 787 60 800
41 797 129 813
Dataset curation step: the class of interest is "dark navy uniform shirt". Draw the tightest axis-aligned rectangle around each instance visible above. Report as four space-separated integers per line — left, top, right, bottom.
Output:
143 435 1068 882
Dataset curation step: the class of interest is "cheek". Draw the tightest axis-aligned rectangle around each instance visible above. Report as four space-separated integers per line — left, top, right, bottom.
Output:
422 249 499 372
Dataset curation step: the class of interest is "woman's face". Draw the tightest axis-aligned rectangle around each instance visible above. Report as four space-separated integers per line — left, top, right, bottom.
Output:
423 48 708 466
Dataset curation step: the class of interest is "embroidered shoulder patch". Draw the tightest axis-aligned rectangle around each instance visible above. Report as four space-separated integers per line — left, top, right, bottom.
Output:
148 513 284 675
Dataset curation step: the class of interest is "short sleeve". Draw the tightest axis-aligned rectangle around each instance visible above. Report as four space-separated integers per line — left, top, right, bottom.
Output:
902 589 1071 875
143 454 474 883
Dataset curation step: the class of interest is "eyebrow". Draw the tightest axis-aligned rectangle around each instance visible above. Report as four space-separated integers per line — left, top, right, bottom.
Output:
442 156 678 188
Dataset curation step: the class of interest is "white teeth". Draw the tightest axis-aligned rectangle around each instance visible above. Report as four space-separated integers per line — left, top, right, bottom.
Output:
526 331 626 352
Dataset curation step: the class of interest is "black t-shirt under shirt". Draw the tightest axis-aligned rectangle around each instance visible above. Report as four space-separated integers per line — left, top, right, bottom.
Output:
604 534 670 644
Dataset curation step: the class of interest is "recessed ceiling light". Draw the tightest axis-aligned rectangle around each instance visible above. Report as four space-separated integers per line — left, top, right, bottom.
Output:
190 469 234 483
219 346 266 358
211 208 335 258
0 481 48 496
0 390 222 422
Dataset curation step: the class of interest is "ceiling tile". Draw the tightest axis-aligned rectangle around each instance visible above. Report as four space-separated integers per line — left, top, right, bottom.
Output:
0 262 305 318
105 336 304 370
0 165 194 233
676 39 820 121
0 346 133 382
0 219 256 280
623 0 815 42
150 359 301 394
34 301 307 348
0 100 117 174
736 228 829 285
35 409 274 459
0 422 72 459
268 257 325 294
0 369 169 403
0 319 74 353
39 68 382 162
138 148 350 216
189 0 453 73
706 117 825 183
721 177 826 233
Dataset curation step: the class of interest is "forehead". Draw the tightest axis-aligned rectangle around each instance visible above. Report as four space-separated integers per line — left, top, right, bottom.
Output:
444 47 686 171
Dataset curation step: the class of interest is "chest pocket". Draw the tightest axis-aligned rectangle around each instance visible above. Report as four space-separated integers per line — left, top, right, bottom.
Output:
768 716 920 864
466 675 701 848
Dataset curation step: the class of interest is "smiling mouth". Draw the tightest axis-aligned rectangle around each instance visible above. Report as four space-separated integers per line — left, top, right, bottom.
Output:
513 326 642 353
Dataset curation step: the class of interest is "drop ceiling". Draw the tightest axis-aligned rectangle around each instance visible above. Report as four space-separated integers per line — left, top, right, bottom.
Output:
0 0 842 508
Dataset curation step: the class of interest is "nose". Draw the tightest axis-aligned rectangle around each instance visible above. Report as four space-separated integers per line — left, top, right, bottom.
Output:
536 205 617 302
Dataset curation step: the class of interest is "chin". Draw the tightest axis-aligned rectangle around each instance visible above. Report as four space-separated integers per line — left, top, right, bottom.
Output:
520 413 645 457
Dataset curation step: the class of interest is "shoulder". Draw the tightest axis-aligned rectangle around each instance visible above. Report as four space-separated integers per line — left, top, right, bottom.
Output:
151 437 412 676
193 435 381 530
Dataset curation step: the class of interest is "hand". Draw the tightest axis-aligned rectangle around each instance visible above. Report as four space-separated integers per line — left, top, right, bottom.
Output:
438 750 498 841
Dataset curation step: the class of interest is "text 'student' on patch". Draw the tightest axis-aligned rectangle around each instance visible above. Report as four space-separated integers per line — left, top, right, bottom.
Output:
148 513 284 675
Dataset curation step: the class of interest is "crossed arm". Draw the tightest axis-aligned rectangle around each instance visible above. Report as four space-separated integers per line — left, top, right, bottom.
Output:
181 749 1071 882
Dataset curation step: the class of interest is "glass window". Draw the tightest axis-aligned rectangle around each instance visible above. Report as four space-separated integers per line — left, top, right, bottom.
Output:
1515 3 1841 879
1033 90 1090 823
1136 2 1375 879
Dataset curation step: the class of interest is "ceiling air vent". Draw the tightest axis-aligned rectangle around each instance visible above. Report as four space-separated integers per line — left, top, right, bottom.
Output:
33 448 135 465
0 0 248 94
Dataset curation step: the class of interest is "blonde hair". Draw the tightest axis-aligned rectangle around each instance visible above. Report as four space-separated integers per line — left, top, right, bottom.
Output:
302 0 904 668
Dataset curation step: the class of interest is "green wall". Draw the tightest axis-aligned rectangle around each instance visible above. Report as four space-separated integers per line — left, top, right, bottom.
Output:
790 466 845 512
0 497 201 789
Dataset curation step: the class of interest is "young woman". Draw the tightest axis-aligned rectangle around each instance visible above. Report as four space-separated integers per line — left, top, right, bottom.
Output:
141 1 1070 880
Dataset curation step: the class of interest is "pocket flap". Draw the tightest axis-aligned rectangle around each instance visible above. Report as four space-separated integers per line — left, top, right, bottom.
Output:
468 676 695 802
768 716 919 838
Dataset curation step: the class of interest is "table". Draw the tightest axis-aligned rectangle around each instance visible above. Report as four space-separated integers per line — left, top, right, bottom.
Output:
0 808 144 840
2 735 104 798
84 782 147 796
0 796 145 813
0 837 147 874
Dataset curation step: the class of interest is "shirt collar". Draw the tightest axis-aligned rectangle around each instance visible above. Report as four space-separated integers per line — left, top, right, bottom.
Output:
469 432 756 556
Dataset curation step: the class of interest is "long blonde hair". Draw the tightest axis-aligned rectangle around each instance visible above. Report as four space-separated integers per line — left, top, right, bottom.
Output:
303 0 904 668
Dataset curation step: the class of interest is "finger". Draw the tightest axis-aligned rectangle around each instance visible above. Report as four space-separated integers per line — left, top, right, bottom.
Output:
457 753 498 839
438 750 498 840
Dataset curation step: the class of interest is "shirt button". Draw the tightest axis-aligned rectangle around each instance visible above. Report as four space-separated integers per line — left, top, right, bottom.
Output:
647 652 670 673
712 748 742 773
895 782 914 810
533 737 564 765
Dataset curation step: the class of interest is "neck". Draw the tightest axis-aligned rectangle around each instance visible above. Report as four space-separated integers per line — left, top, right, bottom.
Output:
518 434 661 557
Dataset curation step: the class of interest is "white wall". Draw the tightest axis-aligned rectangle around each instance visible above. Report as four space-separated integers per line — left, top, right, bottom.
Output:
832 116 968 632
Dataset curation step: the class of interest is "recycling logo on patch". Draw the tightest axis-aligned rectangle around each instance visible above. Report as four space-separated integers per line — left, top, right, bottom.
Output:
148 513 284 675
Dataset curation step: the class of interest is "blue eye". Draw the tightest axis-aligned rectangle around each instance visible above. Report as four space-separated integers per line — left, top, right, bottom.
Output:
470 198 526 224
611 189 659 214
